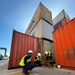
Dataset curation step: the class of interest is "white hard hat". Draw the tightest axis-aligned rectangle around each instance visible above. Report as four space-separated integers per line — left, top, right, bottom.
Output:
45 51 48 55
37 53 41 56
28 50 33 53
57 65 61 68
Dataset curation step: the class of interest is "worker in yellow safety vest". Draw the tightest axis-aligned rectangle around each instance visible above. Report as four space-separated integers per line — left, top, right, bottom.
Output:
34 53 42 67
45 50 49 60
47 50 52 57
19 50 35 74
47 50 54 67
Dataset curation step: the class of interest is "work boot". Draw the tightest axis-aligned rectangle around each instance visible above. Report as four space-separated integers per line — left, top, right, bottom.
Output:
25 70 29 75
34 64 38 67
25 72 29 75
23 69 26 73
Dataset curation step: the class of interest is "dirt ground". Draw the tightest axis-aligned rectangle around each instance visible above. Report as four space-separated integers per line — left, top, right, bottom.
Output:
0 60 75 75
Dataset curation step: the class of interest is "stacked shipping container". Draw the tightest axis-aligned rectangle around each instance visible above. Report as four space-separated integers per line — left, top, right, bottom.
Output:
53 18 75 70
25 2 52 34
8 30 39 69
53 10 71 31
25 3 54 59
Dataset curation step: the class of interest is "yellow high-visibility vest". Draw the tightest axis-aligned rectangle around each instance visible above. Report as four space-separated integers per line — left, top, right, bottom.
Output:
19 55 31 66
48 50 52 57
35 56 41 61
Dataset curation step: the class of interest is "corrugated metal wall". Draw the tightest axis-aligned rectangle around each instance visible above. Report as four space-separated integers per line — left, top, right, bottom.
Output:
8 30 39 69
53 18 75 70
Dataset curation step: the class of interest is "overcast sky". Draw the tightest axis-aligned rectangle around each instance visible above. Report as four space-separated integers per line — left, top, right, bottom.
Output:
0 0 75 56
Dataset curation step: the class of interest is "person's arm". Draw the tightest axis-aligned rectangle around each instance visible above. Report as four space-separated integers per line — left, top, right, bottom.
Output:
35 56 37 59
35 56 38 61
24 55 31 64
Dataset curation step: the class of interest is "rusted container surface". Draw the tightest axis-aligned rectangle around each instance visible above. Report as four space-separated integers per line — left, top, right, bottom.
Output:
53 18 75 70
8 30 39 69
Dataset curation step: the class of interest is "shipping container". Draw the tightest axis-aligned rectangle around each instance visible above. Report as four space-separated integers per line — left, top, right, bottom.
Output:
53 10 70 26
42 19 53 40
8 30 39 69
25 2 52 34
53 10 71 31
53 18 75 70
39 38 54 59
29 19 53 40
54 17 70 31
30 19 43 38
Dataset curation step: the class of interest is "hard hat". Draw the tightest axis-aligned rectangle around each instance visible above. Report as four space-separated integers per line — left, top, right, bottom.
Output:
28 50 33 53
45 51 48 55
37 53 41 56
57 65 61 68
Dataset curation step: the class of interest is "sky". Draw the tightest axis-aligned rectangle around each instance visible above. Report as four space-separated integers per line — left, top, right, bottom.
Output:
0 0 75 56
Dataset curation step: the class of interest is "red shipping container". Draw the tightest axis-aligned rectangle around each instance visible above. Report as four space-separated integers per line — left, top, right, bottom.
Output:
53 18 75 70
8 30 39 69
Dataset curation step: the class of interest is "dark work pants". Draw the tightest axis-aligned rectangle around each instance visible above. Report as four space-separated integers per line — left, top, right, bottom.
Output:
49 56 54 67
23 63 35 71
45 56 49 60
50 60 54 67
34 60 42 66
